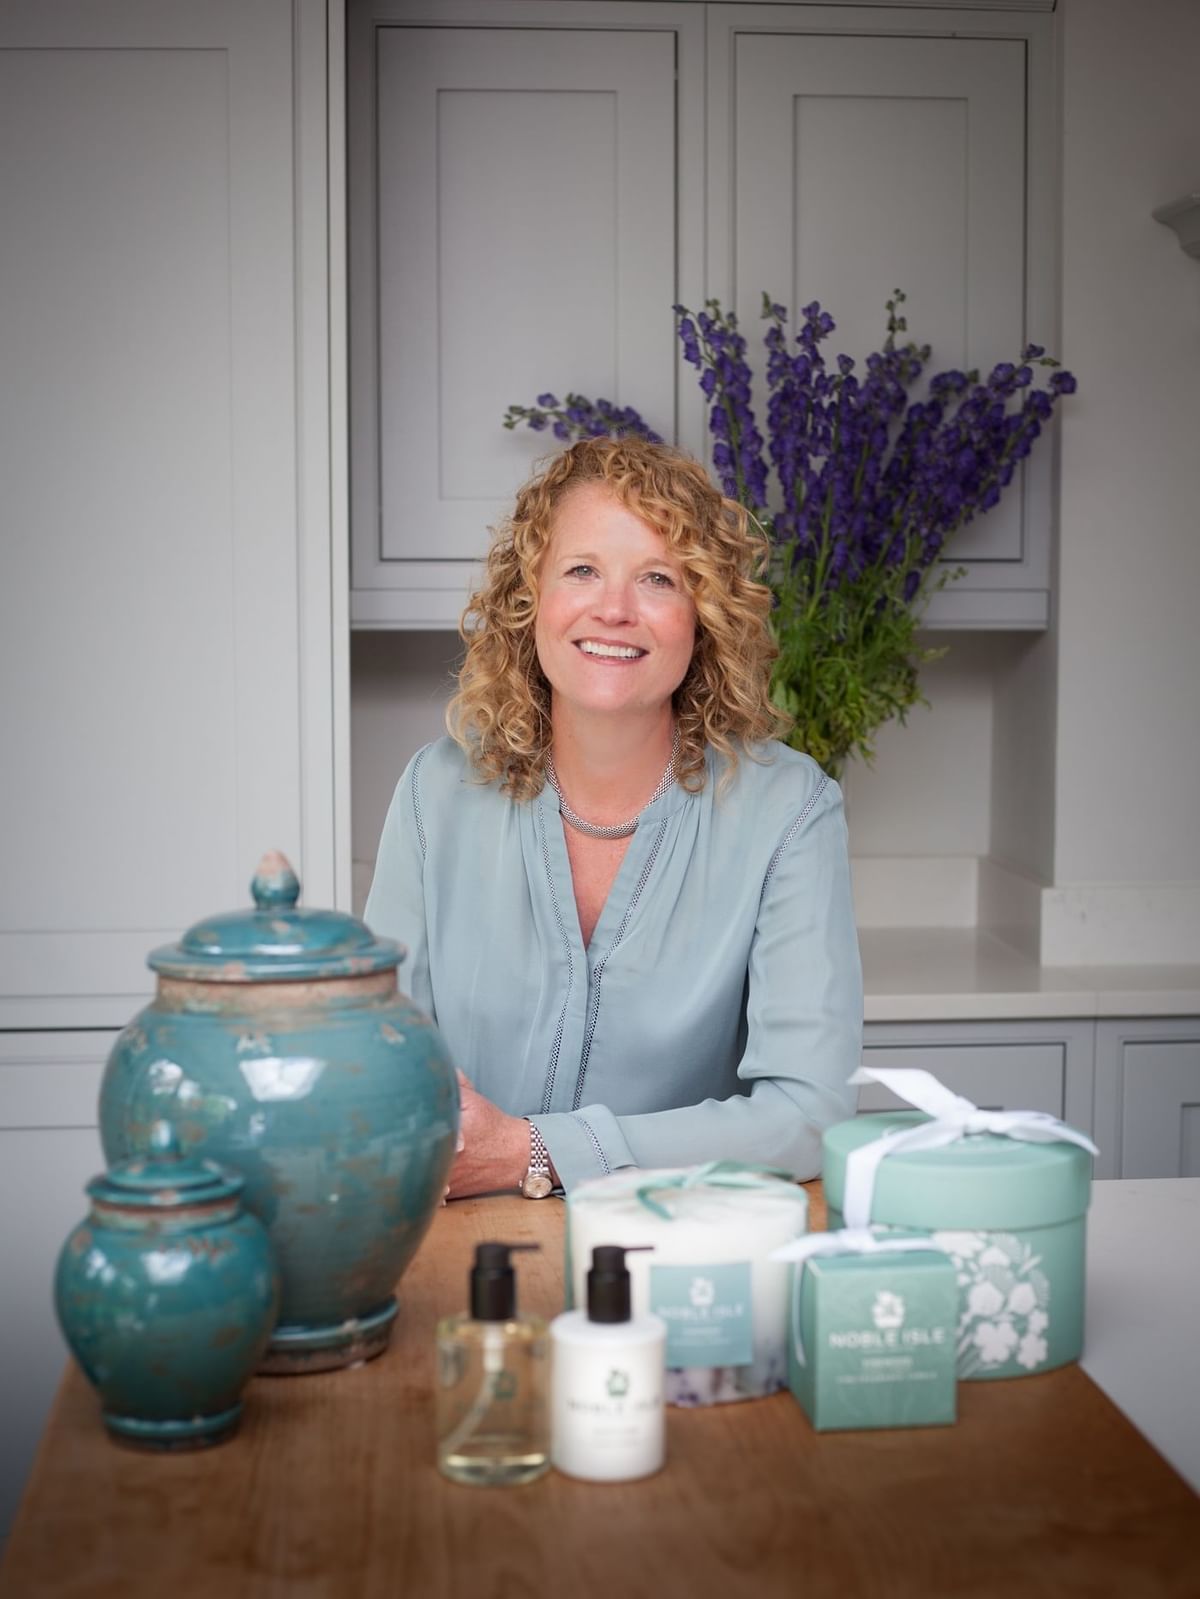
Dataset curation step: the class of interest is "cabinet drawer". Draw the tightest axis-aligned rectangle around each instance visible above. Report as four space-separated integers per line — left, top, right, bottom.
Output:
0 1031 115 1129
859 1041 1065 1116
0 1123 104 1541
0 1032 113 1537
1120 1037 1200 1179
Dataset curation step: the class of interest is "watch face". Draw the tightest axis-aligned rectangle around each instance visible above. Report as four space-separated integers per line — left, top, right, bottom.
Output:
521 1172 554 1200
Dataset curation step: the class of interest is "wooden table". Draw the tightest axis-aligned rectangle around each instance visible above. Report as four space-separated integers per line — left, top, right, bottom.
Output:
3 1182 1199 1599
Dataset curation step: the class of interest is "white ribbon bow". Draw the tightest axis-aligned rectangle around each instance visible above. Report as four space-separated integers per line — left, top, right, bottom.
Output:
769 1229 946 1367
840 1066 1100 1231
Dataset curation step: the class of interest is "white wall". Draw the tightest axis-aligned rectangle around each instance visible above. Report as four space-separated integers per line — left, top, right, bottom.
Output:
1044 0 1200 961
844 633 1004 861
351 633 463 911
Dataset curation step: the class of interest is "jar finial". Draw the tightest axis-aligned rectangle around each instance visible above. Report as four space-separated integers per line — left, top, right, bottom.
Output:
251 851 301 910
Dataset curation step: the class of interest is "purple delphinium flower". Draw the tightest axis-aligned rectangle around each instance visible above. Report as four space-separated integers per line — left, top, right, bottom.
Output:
508 294 1072 600
505 291 1074 775
676 301 769 511
502 392 663 446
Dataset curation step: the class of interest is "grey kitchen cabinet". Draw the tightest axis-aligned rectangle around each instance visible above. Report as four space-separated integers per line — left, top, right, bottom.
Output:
348 0 706 627
0 1032 112 1545
863 1015 1200 1181
861 1018 1102 1164
708 3 1058 629
0 0 341 1032
0 0 340 1548
1094 1018 1200 1179
350 1 1060 631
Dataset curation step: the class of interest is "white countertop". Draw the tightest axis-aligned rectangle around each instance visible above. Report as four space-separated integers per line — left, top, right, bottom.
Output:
1082 1178 1200 1491
861 928 1200 1023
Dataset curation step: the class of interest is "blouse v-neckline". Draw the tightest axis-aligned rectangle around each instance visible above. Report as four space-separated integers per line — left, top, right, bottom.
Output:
535 768 692 968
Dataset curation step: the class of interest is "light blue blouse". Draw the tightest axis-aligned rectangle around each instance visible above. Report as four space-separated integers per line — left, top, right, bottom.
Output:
365 736 862 1191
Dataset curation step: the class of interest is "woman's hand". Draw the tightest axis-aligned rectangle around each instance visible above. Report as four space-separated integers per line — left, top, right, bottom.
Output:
446 1069 532 1199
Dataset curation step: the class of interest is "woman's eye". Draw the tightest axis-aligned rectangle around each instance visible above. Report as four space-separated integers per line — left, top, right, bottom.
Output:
645 571 676 588
565 564 595 579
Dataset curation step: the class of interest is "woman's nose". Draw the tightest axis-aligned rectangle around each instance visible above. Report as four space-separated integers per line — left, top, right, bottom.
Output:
591 578 637 623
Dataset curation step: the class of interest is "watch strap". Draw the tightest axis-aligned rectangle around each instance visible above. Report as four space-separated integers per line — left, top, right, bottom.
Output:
521 1119 554 1199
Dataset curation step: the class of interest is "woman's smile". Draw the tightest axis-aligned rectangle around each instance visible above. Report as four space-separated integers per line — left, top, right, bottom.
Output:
573 637 648 661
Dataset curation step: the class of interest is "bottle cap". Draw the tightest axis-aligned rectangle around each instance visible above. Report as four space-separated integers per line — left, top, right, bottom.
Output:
470 1241 539 1321
586 1244 652 1324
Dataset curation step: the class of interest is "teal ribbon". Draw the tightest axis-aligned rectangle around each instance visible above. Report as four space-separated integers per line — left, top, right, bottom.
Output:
635 1160 799 1221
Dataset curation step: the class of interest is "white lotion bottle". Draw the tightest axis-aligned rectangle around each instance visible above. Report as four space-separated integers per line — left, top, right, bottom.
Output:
550 1244 666 1482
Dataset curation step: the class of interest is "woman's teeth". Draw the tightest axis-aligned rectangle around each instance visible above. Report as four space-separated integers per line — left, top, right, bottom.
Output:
576 641 646 660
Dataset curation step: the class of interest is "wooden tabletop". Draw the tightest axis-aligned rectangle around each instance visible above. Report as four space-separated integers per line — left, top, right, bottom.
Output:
3 1181 1199 1599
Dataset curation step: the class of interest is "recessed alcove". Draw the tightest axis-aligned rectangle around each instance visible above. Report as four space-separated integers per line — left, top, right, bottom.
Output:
349 628 1049 940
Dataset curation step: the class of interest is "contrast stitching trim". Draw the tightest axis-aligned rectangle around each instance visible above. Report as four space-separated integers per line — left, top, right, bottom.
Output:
537 803 575 1115
572 1113 611 1176
762 773 829 893
410 744 432 861
572 817 669 1112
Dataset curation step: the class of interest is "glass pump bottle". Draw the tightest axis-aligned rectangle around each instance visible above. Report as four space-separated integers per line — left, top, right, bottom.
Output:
436 1241 550 1486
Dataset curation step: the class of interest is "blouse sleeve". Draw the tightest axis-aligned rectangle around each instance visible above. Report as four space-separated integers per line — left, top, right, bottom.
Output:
531 777 862 1190
363 745 436 1020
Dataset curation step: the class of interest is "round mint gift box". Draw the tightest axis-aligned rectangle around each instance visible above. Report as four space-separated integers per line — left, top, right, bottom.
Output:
822 1112 1093 1381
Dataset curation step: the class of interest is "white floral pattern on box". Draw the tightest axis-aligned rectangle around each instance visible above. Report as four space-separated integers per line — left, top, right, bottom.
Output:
930 1230 1050 1378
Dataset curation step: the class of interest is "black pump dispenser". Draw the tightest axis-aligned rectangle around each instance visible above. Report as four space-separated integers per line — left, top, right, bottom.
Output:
586 1244 652 1324
470 1241 539 1321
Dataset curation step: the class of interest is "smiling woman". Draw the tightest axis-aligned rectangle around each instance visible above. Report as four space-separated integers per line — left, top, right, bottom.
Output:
365 437 863 1196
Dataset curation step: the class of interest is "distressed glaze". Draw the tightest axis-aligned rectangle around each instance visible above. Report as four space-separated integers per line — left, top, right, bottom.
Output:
98 855 459 1373
54 1123 278 1448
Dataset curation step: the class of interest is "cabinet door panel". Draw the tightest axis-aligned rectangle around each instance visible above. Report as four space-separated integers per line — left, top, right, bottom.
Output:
0 1128 103 1542
0 0 333 1027
1120 1039 1200 1179
371 25 675 569
733 31 1026 566
859 1042 1065 1116
0 1031 112 1542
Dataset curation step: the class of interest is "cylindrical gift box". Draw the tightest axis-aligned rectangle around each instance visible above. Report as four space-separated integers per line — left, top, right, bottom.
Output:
823 1112 1093 1380
565 1167 808 1406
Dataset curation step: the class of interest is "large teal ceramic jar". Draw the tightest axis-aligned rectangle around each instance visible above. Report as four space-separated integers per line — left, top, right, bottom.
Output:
99 853 459 1374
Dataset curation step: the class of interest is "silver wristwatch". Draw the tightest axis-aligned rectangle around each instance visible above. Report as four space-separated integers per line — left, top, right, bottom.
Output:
520 1120 554 1199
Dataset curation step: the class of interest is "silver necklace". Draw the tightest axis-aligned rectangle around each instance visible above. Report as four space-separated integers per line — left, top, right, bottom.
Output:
546 729 680 840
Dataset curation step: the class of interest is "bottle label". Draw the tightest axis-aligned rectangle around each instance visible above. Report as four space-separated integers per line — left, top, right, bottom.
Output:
649 1262 752 1368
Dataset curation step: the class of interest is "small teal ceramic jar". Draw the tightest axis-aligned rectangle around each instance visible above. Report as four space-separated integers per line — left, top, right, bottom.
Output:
98 852 459 1374
823 1112 1094 1381
55 1122 278 1449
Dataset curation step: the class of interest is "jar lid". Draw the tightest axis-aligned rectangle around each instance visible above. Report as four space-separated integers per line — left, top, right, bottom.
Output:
148 851 403 981
823 1111 1093 1231
88 1122 244 1209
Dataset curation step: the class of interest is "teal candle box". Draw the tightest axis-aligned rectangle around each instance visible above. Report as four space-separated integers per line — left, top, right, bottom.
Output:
823 1111 1094 1381
789 1249 958 1432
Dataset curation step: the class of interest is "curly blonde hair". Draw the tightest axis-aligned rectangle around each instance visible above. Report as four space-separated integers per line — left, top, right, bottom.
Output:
447 436 787 800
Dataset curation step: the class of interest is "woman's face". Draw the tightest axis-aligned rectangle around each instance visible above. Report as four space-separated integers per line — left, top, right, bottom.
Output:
534 482 697 723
